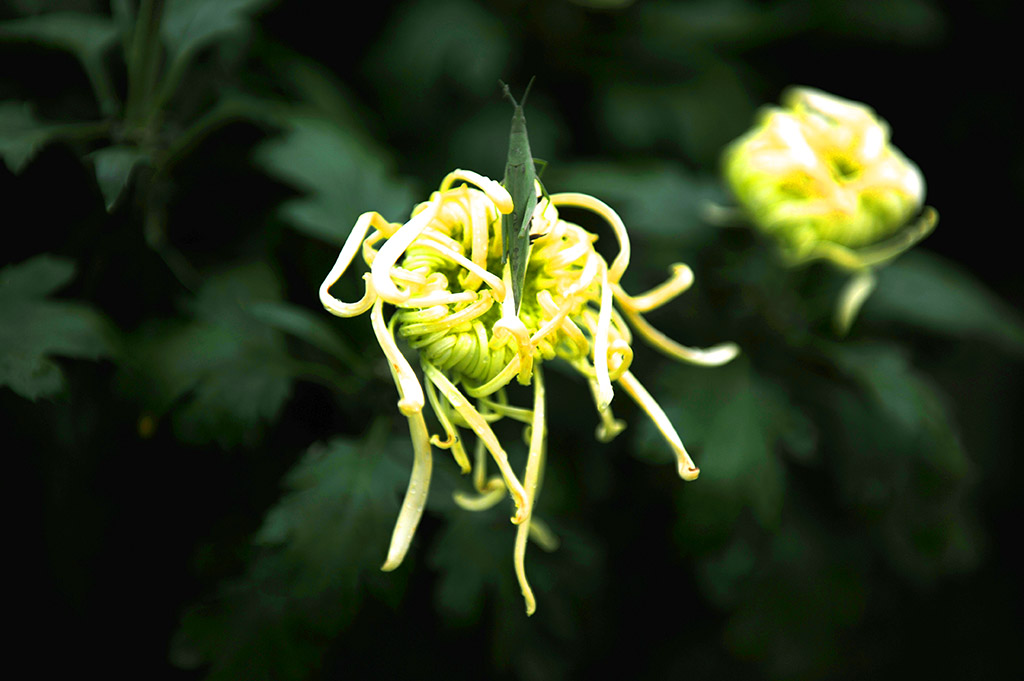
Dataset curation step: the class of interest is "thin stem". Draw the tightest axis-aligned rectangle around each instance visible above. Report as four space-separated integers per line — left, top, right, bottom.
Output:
83 55 119 118
125 0 163 126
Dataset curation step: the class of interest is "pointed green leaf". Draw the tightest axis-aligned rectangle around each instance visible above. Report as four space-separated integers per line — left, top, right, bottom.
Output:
1 254 116 400
1 101 109 172
867 251 1024 353
89 145 147 212
255 433 411 592
0 101 52 173
161 0 272 62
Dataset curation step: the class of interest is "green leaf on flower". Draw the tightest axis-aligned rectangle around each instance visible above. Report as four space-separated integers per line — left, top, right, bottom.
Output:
173 432 412 680
866 251 1024 353
89 145 148 212
0 254 115 400
119 263 293 446
254 117 415 245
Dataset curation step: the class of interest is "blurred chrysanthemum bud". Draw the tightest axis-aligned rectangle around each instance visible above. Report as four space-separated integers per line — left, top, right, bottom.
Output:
320 169 738 614
722 86 937 331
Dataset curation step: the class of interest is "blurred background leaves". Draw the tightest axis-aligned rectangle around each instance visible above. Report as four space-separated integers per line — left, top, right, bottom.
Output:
3 0 1020 680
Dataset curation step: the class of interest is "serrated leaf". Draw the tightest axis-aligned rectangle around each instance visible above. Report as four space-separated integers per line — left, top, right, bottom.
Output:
0 254 115 400
0 11 118 58
119 263 293 446
89 145 147 211
866 251 1024 353
0 101 53 173
161 0 272 63
254 117 415 245
429 510 513 621
255 433 410 592
550 161 725 244
0 101 107 172
173 433 411 680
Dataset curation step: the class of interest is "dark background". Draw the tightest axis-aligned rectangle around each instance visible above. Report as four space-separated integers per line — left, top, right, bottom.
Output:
3 1 1021 679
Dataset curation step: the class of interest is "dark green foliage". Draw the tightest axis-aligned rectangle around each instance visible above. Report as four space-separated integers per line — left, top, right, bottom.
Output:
160 0 273 63
173 432 411 680
0 101 59 173
0 255 115 399
866 251 1024 353
254 116 416 245
89 144 148 210
118 263 297 446
3 1 1021 680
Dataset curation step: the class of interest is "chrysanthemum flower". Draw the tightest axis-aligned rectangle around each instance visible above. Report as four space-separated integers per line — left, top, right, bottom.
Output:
722 86 937 331
320 169 737 614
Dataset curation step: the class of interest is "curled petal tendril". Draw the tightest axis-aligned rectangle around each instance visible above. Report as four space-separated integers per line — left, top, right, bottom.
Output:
320 171 736 613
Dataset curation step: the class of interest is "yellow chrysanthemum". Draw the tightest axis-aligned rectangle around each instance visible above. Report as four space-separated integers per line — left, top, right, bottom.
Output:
320 169 738 614
722 86 937 331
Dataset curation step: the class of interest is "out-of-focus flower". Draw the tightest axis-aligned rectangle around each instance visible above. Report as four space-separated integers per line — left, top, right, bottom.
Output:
320 169 738 614
722 86 937 331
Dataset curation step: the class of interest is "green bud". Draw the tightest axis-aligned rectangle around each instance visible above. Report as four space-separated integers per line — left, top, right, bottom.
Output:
723 87 925 258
